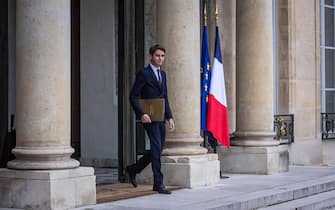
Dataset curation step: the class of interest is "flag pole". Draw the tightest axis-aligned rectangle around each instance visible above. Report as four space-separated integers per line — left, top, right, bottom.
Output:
202 0 207 148
214 4 228 179
204 0 207 26
213 5 219 152
215 6 218 26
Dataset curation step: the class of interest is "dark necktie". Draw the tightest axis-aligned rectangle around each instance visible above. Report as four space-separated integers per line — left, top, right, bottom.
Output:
157 69 161 83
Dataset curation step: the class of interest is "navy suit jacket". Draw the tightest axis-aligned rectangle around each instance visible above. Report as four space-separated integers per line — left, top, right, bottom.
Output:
129 65 173 121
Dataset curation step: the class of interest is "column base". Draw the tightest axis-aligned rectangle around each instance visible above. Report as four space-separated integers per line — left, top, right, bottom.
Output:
218 145 289 174
163 135 208 156
8 147 80 170
0 167 96 210
136 154 220 188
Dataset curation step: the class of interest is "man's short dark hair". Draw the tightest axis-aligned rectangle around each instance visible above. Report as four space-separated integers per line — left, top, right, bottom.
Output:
149 44 166 55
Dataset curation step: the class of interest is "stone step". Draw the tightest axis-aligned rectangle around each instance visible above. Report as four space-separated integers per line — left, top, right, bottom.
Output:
257 190 335 210
181 174 335 210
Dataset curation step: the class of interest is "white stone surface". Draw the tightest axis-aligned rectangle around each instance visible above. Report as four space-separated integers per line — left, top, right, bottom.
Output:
284 0 324 166
258 190 335 210
137 154 220 188
230 0 290 175
290 139 323 165
0 167 96 210
218 145 289 174
236 0 274 133
73 166 335 210
156 0 207 156
9 0 79 170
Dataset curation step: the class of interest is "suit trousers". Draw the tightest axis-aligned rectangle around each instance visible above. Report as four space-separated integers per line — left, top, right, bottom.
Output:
130 122 166 187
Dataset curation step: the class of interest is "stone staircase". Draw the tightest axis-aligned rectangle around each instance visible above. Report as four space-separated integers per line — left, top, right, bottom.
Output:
73 166 335 210
258 190 335 210
255 174 335 210
188 174 335 210
179 174 335 210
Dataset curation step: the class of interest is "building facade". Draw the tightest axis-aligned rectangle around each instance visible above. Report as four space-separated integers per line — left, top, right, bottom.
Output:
0 0 334 209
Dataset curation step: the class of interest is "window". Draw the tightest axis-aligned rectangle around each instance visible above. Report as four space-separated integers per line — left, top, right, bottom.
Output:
321 0 335 112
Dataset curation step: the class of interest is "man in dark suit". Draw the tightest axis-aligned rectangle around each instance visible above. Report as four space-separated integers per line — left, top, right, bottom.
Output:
126 44 175 194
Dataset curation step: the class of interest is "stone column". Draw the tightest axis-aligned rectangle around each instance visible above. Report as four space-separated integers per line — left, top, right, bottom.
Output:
218 0 289 174
138 0 220 188
0 1 96 209
157 0 207 156
8 0 78 170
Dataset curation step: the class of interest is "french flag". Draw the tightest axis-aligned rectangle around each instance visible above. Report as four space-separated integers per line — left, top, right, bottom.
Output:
207 26 230 149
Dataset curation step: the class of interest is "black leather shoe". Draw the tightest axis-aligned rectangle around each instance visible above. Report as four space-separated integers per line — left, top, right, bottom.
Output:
126 166 137 188
153 185 171 194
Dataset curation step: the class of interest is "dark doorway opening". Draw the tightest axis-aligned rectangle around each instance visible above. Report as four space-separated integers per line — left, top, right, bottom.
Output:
71 0 81 160
0 0 9 168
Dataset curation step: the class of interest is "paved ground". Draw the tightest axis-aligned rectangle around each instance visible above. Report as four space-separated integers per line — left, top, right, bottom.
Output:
73 165 335 210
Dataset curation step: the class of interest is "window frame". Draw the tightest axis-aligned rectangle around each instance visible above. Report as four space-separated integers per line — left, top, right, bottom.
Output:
321 0 335 112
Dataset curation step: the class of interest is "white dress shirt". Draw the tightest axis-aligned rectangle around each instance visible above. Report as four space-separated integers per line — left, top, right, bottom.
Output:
150 63 161 82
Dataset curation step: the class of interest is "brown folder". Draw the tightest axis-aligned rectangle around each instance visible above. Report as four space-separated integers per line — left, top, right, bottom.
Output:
139 98 165 122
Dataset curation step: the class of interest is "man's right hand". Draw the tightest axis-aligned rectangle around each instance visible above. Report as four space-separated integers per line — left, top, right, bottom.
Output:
141 114 152 123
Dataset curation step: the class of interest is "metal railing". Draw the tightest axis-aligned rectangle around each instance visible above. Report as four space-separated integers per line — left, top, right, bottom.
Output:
321 113 335 140
274 114 294 144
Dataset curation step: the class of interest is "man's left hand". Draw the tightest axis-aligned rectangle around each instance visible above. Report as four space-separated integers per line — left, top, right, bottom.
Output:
168 118 175 132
